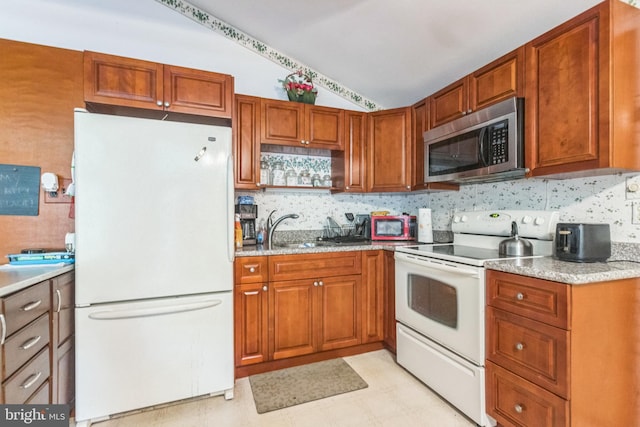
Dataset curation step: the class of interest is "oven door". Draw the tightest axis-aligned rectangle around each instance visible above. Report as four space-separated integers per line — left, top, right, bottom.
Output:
394 251 485 365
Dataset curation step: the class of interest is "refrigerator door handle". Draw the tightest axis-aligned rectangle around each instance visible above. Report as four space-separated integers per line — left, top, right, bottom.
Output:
227 154 234 263
88 299 223 320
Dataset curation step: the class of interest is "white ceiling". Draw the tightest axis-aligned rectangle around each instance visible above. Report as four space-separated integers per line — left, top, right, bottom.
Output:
183 0 604 109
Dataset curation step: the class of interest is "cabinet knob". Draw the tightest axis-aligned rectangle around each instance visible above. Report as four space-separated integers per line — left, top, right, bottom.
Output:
157 100 163 107
262 285 268 291
345 186 350 190
516 292 525 301
514 404 524 414
313 281 319 287
319 281 324 286
515 342 524 351
249 267 255 273
164 101 170 108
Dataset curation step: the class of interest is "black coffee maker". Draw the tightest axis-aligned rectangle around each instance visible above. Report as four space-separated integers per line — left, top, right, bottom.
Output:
235 204 258 245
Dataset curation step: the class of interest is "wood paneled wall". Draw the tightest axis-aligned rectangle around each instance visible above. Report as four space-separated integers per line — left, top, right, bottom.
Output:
0 39 83 261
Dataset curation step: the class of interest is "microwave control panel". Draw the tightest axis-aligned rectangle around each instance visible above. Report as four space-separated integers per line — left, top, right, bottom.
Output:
489 121 508 164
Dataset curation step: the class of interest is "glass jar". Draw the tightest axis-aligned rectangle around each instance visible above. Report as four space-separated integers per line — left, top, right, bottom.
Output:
298 170 312 186
285 169 298 186
259 161 270 186
322 174 332 187
271 161 285 186
312 173 322 187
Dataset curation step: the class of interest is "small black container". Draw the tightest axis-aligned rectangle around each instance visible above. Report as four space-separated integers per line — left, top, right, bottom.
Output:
555 223 611 262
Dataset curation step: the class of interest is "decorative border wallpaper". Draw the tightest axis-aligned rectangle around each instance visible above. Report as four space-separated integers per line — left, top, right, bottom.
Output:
154 0 382 111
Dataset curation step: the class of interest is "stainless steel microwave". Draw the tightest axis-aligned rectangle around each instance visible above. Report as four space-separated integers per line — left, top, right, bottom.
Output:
424 97 526 184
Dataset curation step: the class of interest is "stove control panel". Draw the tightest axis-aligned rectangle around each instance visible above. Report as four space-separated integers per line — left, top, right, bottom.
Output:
452 210 559 240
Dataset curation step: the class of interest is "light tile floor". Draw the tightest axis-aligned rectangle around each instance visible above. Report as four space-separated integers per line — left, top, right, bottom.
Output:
84 350 477 427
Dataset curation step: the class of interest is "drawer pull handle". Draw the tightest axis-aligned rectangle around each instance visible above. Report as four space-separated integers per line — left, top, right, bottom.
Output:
515 342 524 351
55 289 62 313
21 300 42 311
21 335 42 350
0 314 5 345
514 404 524 414
515 292 525 301
20 371 42 389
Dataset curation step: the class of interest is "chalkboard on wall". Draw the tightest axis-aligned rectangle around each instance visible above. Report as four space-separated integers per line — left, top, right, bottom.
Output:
0 164 41 216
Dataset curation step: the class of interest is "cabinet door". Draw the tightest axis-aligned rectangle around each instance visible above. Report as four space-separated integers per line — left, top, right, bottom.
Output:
260 99 305 146
235 282 269 366
234 95 261 189
337 111 367 192
367 107 412 192
51 271 74 405
84 51 163 110
383 250 396 351
317 275 361 351
306 105 344 150
361 251 384 343
430 77 468 128
270 280 315 359
163 65 233 118
470 47 524 111
525 9 601 176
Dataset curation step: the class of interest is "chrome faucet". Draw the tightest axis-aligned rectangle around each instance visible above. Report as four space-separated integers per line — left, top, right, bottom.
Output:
267 209 299 249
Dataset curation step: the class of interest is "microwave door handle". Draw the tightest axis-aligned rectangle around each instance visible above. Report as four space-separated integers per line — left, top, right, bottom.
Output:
478 127 489 167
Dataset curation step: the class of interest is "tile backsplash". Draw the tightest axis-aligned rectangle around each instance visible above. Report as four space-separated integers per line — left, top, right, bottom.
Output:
237 170 640 243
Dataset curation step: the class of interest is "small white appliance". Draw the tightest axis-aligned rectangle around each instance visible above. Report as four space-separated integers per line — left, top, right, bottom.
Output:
395 209 559 427
73 111 235 426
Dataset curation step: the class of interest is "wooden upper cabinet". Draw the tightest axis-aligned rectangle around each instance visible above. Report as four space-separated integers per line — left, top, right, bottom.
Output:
430 78 468 128
163 64 233 117
525 0 640 177
470 47 524 111
84 51 233 118
367 107 412 192
430 48 523 128
340 110 368 192
233 95 261 189
260 99 344 150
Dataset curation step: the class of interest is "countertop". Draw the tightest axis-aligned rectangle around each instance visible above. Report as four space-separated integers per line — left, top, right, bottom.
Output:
485 257 640 285
0 263 75 297
235 241 416 257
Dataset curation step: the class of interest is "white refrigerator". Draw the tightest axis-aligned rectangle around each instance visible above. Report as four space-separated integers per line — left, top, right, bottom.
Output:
73 111 234 425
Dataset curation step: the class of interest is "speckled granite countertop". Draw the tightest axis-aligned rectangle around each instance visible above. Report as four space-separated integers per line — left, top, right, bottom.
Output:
236 241 414 257
485 257 640 285
0 263 75 297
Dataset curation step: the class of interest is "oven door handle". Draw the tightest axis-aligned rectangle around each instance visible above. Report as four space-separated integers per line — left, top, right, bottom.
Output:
396 254 480 278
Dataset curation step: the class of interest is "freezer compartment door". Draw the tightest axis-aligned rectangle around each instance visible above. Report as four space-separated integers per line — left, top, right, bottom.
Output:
74 292 234 423
74 112 233 305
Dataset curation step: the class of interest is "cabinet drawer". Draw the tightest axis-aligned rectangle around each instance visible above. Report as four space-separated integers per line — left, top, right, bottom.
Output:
486 361 568 427
487 307 569 398
2 280 51 336
3 347 50 404
3 313 50 379
270 251 361 281
486 270 569 328
235 257 269 284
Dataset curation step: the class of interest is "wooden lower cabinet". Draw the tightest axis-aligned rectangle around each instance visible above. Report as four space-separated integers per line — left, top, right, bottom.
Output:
382 250 396 352
270 274 360 359
234 250 388 375
1 270 74 407
486 270 640 427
